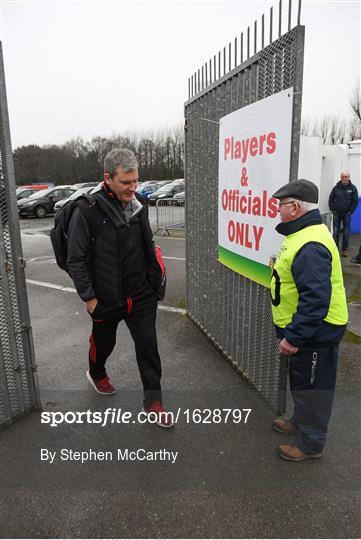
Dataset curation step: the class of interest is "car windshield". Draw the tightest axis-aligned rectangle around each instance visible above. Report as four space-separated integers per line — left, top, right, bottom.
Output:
67 187 92 200
27 188 54 199
156 186 172 193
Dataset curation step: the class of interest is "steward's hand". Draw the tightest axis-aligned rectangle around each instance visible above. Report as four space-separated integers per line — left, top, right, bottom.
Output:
279 338 299 356
86 298 98 314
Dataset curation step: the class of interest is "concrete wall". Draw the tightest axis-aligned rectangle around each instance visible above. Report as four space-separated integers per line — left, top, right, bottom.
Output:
347 140 361 193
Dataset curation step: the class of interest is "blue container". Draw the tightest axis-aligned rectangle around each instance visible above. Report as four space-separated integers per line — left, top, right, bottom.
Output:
350 196 361 234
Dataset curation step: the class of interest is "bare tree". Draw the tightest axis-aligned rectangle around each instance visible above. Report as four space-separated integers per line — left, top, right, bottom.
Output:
301 115 348 144
349 116 361 141
350 80 361 122
315 115 330 143
13 125 185 185
301 117 311 136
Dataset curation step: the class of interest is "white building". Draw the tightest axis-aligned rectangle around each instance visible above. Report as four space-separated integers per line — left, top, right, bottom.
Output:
298 137 361 215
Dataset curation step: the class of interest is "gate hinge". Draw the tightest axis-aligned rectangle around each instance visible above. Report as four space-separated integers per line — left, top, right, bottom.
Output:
19 257 26 268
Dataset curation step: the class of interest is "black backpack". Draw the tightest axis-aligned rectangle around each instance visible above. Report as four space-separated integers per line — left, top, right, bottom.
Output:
50 194 98 272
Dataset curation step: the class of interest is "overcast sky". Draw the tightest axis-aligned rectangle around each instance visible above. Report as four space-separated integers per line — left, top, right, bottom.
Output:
1 0 359 149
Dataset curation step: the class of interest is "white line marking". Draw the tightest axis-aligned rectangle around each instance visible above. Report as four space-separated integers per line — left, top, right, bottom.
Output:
158 305 186 315
25 279 186 315
26 279 76 292
154 236 185 241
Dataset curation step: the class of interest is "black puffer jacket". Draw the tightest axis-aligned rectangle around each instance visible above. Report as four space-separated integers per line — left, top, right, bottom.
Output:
328 180 358 215
66 188 162 303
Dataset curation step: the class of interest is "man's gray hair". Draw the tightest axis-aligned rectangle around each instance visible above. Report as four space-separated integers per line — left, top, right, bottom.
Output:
104 148 138 176
293 198 318 212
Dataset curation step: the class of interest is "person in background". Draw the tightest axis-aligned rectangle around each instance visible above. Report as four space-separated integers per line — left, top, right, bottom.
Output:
328 171 358 257
270 179 348 462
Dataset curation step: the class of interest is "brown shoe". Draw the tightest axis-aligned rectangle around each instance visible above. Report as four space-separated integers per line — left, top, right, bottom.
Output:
341 249 349 257
272 418 298 434
277 443 324 461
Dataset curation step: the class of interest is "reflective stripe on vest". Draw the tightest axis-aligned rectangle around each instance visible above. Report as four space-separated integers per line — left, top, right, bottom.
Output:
270 224 348 328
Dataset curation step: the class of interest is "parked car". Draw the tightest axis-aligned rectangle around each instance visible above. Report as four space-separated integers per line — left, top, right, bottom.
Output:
138 181 159 187
18 186 76 218
170 178 185 184
54 186 98 214
136 183 159 200
72 181 100 189
16 187 44 201
172 191 185 205
148 183 184 205
155 180 172 187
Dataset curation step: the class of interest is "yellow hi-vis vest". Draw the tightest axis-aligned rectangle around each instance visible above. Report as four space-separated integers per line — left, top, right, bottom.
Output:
270 224 348 328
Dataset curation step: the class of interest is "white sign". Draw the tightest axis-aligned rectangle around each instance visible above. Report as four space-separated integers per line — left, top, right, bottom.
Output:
218 88 294 287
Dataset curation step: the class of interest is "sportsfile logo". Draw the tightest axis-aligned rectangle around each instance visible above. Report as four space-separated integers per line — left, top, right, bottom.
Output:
41 408 252 427
41 408 169 427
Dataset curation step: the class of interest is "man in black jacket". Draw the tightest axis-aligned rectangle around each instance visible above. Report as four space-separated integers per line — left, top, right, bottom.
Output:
67 148 173 427
328 171 358 256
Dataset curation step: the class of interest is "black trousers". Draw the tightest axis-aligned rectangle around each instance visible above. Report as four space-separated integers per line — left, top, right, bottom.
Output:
88 286 162 405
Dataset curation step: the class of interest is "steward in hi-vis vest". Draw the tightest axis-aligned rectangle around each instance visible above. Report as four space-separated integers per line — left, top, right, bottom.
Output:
269 179 348 463
271 223 348 332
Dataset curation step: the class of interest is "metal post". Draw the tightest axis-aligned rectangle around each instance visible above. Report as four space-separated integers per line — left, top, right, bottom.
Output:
247 26 250 58
254 20 257 54
288 0 292 30
297 0 302 25
279 0 282 37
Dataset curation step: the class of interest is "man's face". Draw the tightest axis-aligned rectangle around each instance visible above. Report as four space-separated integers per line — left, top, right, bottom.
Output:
277 198 300 223
340 173 350 185
104 166 139 203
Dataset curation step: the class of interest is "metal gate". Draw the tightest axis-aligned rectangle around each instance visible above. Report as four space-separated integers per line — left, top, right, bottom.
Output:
0 43 40 427
184 1 304 412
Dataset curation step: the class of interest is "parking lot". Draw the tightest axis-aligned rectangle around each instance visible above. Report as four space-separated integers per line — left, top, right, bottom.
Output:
0 216 360 538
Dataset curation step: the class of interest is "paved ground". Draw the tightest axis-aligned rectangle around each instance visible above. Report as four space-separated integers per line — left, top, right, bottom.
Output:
0 216 360 539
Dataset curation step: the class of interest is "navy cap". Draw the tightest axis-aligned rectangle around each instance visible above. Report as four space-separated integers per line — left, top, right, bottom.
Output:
272 179 318 203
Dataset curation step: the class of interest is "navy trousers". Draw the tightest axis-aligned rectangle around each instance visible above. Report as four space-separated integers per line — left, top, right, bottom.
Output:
333 213 351 250
289 346 338 455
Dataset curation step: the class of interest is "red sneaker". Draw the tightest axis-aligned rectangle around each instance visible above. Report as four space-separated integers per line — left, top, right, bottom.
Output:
144 401 175 428
86 370 115 395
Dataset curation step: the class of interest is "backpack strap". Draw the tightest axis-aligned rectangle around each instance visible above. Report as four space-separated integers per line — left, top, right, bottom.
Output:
75 194 103 241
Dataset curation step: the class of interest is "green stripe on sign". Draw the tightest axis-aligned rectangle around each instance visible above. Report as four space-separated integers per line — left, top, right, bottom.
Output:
218 246 271 288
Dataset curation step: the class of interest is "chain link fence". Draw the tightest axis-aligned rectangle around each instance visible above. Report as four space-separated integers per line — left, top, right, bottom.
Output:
0 43 40 428
185 5 304 413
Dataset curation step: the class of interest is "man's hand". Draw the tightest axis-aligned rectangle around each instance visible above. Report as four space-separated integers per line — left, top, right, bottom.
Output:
279 338 299 356
86 298 98 314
